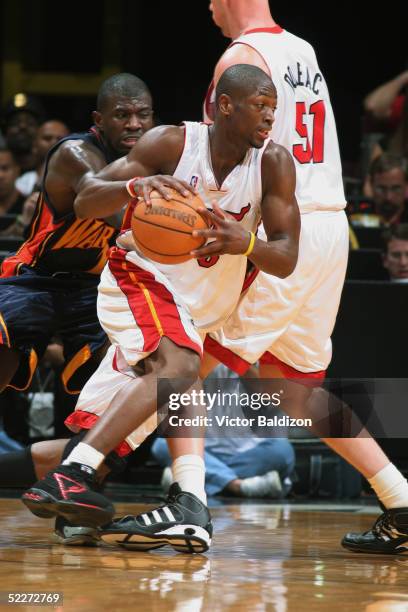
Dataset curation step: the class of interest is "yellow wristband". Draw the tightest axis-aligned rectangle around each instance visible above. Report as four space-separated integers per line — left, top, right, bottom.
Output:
243 231 256 257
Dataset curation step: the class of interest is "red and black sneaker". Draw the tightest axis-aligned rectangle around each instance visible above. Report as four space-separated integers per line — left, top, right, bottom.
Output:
22 463 115 528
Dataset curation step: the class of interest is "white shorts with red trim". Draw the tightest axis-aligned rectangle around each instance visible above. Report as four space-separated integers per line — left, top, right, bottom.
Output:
66 246 204 448
67 344 158 451
97 246 203 365
207 211 349 376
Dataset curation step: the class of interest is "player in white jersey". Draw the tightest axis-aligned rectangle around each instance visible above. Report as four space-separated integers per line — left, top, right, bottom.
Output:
22 65 300 553
201 0 408 555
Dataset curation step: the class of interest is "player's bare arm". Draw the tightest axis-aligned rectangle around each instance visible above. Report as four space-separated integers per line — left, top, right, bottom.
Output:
74 126 196 219
192 143 299 278
44 139 107 217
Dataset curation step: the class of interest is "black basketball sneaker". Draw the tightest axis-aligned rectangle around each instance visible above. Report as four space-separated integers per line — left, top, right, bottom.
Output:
22 463 115 528
54 516 100 546
100 483 212 553
341 507 408 554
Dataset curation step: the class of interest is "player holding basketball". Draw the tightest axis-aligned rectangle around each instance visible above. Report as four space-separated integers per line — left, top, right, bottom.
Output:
199 0 408 555
0 73 155 544
22 65 300 553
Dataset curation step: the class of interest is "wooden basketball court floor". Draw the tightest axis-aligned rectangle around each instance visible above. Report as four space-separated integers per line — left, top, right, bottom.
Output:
0 499 407 611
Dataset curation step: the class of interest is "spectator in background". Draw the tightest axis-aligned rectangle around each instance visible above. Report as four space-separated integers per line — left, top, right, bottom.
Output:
354 154 408 227
152 436 294 499
2 94 45 174
363 81 408 196
0 190 39 238
152 365 295 499
0 147 25 225
371 154 408 225
16 120 70 196
382 224 408 282
364 71 408 127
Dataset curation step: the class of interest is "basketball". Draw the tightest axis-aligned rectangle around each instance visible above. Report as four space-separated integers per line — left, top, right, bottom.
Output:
131 188 209 264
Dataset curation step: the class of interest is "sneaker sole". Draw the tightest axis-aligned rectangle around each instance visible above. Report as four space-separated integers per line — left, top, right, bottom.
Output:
54 530 100 547
341 540 408 555
54 534 100 547
101 524 211 554
22 490 114 528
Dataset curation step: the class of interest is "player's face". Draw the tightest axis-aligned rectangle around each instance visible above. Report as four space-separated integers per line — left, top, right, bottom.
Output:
209 1 231 37
231 86 277 149
0 151 20 197
372 168 407 221
383 237 408 280
96 93 154 156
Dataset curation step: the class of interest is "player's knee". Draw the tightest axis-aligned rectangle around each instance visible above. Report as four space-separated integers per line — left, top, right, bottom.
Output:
161 350 201 384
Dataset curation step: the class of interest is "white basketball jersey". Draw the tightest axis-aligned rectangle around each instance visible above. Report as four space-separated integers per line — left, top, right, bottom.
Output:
118 121 264 332
204 27 346 213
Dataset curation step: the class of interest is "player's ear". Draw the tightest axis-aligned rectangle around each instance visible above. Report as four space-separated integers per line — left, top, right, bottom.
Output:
92 110 103 130
219 94 233 117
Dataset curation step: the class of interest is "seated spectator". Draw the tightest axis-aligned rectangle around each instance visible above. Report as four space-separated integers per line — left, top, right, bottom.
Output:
382 223 408 282
364 71 408 126
152 435 295 499
2 93 44 174
352 154 408 227
0 147 25 224
152 365 295 499
0 190 38 238
363 87 408 196
16 120 70 196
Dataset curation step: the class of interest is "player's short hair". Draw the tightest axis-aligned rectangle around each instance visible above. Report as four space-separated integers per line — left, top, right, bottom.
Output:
369 153 408 180
382 223 408 251
97 73 152 111
215 64 274 106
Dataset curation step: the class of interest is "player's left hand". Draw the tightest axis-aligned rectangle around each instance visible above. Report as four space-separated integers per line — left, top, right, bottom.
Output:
191 200 253 257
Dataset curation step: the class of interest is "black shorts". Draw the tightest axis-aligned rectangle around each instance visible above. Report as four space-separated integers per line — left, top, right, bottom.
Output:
0 266 108 393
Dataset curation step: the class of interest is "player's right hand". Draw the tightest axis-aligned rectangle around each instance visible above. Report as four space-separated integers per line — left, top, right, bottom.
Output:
128 175 196 206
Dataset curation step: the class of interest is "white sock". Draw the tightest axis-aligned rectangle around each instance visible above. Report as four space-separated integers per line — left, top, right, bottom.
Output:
172 454 207 505
62 442 105 471
368 463 408 509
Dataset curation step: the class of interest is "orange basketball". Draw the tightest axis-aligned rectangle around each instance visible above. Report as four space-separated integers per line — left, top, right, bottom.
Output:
131 188 209 264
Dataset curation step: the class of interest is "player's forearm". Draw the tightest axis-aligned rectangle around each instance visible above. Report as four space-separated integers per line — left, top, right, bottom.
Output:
364 72 408 119
248 236 298 278
74 177 129 219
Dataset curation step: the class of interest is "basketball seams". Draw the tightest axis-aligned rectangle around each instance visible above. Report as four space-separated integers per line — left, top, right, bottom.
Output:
131 189 208 263
134 233 203 258
132 216 204 237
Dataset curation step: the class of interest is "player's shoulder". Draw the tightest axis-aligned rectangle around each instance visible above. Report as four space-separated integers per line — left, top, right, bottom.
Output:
51 137 102 163
129 124 186 161
261 141 295 184
262 140 293 165
284 29 317 56
146 123 184 140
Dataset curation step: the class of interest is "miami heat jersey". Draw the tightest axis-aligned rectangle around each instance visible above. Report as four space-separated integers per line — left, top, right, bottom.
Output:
1 129 118 277
204 27 346 213
118 121 265 332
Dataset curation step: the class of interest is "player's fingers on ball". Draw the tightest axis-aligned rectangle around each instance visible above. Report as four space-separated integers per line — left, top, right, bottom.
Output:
211 200 226 219
152 179 172 200
169 178 192 197
198 208 221 226
142 184 152 205
192 228 218 239
191 242 222 257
